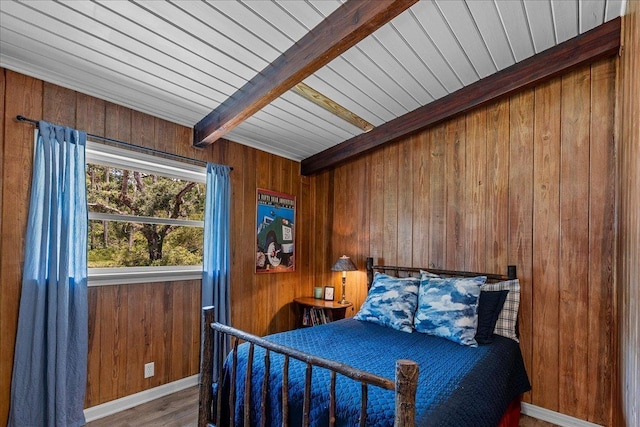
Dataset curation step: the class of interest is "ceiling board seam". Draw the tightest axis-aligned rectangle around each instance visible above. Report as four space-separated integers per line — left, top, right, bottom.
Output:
550 0 560 46
388 21 448 96
238 0 299 50
492 0 518 64
409 8 464 88
433 0 480 80
326 59 401 118
521 0 538 54
0 25 222 111
52 0 236 100
95 1 249 90
371 32 436 101
351 42 423 109
151 1 264 74
463 0 499 72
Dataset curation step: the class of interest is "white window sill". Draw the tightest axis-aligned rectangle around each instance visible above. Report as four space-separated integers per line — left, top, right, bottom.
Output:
88 266 202 287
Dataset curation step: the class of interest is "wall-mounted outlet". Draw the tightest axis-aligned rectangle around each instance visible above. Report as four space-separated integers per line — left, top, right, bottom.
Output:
144 362 154 378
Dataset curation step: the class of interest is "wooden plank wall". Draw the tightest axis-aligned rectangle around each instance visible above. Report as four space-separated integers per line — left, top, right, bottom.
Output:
0 69 312 422
618 4 640 426
310 58 617 425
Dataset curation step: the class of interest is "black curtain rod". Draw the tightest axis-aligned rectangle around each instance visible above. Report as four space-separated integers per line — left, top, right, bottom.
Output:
16 115 231 170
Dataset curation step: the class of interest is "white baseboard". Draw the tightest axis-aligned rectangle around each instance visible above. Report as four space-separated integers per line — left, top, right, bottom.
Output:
521 402 604 427
83 374 199 422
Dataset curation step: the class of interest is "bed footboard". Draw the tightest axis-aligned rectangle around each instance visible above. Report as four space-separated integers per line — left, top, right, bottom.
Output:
198 307 419 427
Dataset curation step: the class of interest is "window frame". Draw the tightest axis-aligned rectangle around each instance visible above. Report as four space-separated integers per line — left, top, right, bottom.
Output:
85 140 205 286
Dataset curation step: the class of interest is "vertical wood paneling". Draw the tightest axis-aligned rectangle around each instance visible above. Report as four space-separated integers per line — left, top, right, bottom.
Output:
508 90 534 403
227 142 250 329
382 143 399 265
398 139 413 267
444 117 465 270
368 148 385 261
587 59 616 425
0 71 42 426
618 4 640 425
464 108 487 271
126 284 146 393
532 78 561 412
428 124 446 268
485 99 510 273
43 82 76 126
558 68 591 420
412 133 431 264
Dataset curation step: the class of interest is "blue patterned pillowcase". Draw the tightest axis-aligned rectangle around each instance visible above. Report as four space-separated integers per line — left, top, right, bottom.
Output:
353 272 420 333
414 273 487 346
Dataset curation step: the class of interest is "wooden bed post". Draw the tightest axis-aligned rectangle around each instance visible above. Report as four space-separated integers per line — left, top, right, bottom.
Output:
394 360 418 427
198 306 215 427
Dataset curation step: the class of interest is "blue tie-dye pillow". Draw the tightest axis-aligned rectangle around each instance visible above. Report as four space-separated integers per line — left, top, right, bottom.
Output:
414 273 487 346
353 272 420 333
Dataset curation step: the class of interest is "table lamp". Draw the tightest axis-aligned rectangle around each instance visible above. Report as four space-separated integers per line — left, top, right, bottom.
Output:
331 255 357 305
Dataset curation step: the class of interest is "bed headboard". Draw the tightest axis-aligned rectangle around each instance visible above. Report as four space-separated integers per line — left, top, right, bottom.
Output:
365 257 516 290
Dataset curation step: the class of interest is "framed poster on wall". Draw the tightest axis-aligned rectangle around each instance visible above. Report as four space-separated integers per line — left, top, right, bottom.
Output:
256 189 295 273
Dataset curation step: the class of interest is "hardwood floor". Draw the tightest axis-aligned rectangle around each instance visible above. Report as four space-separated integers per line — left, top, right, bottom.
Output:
85 386 557 427
85 386 199 427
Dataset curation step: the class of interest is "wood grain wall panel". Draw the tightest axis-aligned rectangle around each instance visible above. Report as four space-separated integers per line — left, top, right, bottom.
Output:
125 284 147 394
76 93 106 136
0 71 42 426
445 117 466 270
618 4 640 425
532 78 561 412
85 287 101 407
228 141 248 332
558 68 591 420
313 59 618 425
43 82 76 126
382 143 399 265
368 147 385 262
485 99 510 273
411 133 430 265
253 149 271 336
507 90 534 403
587 59 616 425
398 138 414 267
428 124 446 268
464 108 487 272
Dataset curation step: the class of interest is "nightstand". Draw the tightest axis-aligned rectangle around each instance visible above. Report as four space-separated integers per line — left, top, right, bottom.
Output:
293 297 353 328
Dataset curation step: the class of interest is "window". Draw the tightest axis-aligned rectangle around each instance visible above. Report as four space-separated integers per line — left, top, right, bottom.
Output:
86 142 206 286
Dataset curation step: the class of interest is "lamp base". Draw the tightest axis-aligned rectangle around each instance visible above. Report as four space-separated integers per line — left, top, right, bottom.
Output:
337 298 351 305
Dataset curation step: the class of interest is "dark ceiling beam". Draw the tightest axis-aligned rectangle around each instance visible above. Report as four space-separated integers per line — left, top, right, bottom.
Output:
193 0 417 147
301 16 621 176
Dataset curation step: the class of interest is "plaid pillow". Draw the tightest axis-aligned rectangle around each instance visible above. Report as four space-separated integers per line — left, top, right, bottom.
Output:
480 279 520 342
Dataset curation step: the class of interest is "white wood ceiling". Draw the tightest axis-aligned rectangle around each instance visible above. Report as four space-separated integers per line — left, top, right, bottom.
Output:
0 0 626 161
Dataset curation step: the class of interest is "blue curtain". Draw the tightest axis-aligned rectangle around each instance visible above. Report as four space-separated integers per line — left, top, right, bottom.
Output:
9 121 88 427
202 163 231 381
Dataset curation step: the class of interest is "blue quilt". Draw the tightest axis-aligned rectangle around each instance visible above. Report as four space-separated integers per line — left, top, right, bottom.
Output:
216 319 530 427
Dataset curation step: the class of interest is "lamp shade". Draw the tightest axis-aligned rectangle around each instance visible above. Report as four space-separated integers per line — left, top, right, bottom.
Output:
331 255 357 272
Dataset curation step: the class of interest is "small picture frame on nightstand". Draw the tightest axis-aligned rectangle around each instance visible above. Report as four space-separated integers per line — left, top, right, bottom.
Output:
324 286 335 301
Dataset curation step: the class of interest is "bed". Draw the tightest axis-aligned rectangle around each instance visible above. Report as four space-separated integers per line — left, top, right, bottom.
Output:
198 258 531 427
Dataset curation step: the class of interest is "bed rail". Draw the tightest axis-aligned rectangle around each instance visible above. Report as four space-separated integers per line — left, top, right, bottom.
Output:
198 306 419 427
